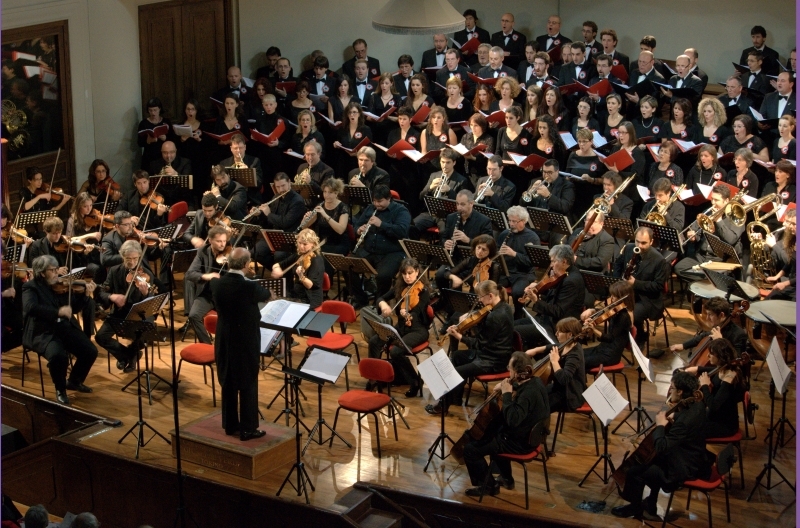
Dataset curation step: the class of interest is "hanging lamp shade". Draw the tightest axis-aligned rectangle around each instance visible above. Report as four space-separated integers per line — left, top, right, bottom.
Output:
372 0 464 36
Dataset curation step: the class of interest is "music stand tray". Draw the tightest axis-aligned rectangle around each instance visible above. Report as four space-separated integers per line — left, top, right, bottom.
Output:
262 231 298 253
229 221 262 242
17 209 59 229
343 186 372 207
1 243 24 263
524 245 553 270
581 270 621 297
60 268 86 281
603 217 635 241
400 239 454 268
424 196 458 219
441 288 481 314
473 203 509 231
526 207 573 236
227 167 259 188
149 174 193 190
636 220 683 251
170 249 197 275
291 184 317 201
323 253 378 277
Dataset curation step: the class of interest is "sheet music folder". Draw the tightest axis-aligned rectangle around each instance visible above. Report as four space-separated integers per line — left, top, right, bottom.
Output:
259 299 338 339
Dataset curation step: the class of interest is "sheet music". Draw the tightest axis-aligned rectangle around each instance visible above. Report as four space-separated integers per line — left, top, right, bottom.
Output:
300 348 350 383
525 310 556 345
172 124 193 137
637 184 652 202
766 336 792 395
417 349 465 401
259 327 281 354
591 130 608 148
582 373 629 426
260 299 309 328
629 333 654 383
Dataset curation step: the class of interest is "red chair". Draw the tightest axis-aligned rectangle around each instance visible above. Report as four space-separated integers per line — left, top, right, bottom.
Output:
550 402 599 456
660 444 734 528
465 332 522 405
330 358 398 457
167 201 189 223
176 314 218 406
478 417 550 509
705 390 750 489
390 190 401 200
305 300 360 361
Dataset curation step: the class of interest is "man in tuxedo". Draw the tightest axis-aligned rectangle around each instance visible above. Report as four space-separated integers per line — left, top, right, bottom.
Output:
559 42 597 87
211 247 272 441
490 12 527 70
624 51 666 112
525 51 556 88
393 55 415 97
453 9 491 68
535 15 571 54
212 66 253 104
351 59 376 107
420 34 450 72
526 160 576 244
661 55 703 105
435 49 475 102
254 46 283 80
470 43 492 74
639 36 673 80
273 57 296 112
589 54 623 119
342 39 380 81
478 46 517 80
220 133 263 206
739 25 781 78
718 76 753 125
684 48 709 92
741 51 771 98
600 29 629 73
760 72 796 121
518 43 539 86
582 21 602 58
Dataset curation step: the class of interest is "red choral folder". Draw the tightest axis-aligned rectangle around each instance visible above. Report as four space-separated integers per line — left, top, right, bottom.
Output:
138 124 169 138
250 119 286 146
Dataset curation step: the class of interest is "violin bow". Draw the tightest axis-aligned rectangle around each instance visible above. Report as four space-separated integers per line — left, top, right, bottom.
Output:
139 174 165 233
99 164 125 237
389 264 430 312
46 148 61 200
200 192 236 247
7 199 25 249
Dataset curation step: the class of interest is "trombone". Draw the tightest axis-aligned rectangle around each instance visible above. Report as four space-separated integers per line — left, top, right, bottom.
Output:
645 184 686 226
575 173 636 225
727 193 778 227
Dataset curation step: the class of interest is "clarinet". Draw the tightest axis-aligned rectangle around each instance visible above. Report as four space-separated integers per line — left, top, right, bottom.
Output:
448 217 464 257
353 210 377 252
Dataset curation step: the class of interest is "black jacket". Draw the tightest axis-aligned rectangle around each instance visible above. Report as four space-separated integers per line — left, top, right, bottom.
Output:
490 30 527 70
353 200 411 254
526 175 575 216
652 399 711 484
148 156 192 178
348 166 390 195
639 198 685 233
532 263 586 328
22 277 90 352
475 176 516 212
419 171 471 201
570 229 615 273
613 245 669 320
760 91 797 121
215 180 248 220
496 228 540 275
186 245 226 299
342 56 381 83
550 345 586 411
682 320 748 357
440 210 493 247
461 301 514 370
535 33 571 52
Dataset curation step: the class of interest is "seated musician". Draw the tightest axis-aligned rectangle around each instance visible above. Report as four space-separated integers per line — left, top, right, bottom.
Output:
184 226 229 344
22 255 98 405
514 244 586 350
123 170 167 231
639 177 685 232
580 281 635 370
205 165 248 221
597 172 633 220
28 217 97 337
271 228 324 309
183 194 222 249
683 339 746 439
302 177 351 280
670 296 748 357
612 371 711 521
523 160 576 245
100 211 165 279
295 140 335 204
568 211 615 307
410 148 471 238
765 208 796 300
95 241 159 373
524 317 586 413
1 225 28 351
252 172 307 269
435 234 500 294
347 146 390 196
367 258 431 397
674 183 744 282
441 190 492 260
65 192 104 284
474 155 516 213
612 226 669 349
427 280 514 415
220 133 263 206
462 351 550 498
496 205 540 316
766 207 796 271
20 166 70 238
147 141 193 207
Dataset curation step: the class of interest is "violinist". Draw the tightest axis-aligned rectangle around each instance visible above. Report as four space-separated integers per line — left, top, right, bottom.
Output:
271 228 324 309
462 352 550 498
435 234 501 296
580 282 635 370
252 172 307 269
514 244 586 350
496 206 540 318
184 194 223 249
78 159 122 204
367 258 431 397
524 317 586 413
22 255 98 405
184 226 229 344
64 192 104 290
27 217 69 276
20 166 70 215
669 296 748 356
95 241 158 373
1 218 27 351
100 211 164 273
2 205 33 248
123 170 168 231
612 371 710 520
206 165 248 221
426 280 514 415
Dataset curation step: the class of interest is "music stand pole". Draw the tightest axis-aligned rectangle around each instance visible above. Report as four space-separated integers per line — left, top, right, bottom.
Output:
612 368 652 434
424 397 455 472
276 373 315 503
747 380 796 500
269 337 310 431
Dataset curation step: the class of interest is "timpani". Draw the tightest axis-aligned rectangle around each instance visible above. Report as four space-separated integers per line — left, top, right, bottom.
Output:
745 300 796 362
689 280 758 331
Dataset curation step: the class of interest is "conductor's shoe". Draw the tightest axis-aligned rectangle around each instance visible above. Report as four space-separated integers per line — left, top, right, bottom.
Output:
66 380 93 393
611 503 643 518
240 429 267 441
55 390 71 405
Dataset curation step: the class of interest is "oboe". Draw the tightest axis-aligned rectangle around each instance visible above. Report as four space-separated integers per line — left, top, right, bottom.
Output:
353 210 377 252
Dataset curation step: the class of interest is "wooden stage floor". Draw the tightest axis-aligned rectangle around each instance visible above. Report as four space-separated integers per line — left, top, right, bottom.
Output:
1 291 795 527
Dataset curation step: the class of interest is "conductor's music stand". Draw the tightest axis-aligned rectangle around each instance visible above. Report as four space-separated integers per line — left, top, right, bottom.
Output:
526 207 573 237
473 203 509 232
365 318 413 430
424 196 458 219
119 293 172 405
581 270 621 300
400 239 454 268
112 317 171 459
342 186 372 207
227 167 259 188
276 367 315 504
297 348 352 455
16 209 58 229
603 217 635 242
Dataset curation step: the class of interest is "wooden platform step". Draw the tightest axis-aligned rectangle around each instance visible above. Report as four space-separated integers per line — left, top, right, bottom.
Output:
334 488 403 528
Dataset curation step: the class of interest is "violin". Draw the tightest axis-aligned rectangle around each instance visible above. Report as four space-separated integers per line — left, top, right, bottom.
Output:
2 227 30 245
207 211 232 228
35 182 70 203
52 235 70 253
215 244 232 265
439 303 493 344
401 281 424 327
82 209 105 228
127 228 169 247
518 267 567 304
97 179 123 201
583 296 629 328
125 269 155 295
139 191 171 212
1 260 32 280
51 278 93 295
69 239 105 254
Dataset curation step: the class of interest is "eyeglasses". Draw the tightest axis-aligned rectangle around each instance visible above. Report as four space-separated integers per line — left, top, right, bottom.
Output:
541 170 557 176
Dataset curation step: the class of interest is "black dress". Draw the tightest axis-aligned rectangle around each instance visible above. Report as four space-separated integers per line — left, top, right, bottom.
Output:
177 122 212 201
695 125 732 148
719 135 767 156
698 368 745 438
656 122 697 143
137 117 171 170
647 162 684 190
633 116 665 142
366 93 402 147
315 201 351 278
277 251 325 309
385 127 424 215
460 132 495 185
421 128 451 174
335 125 373 176
772 138 796 162
495 126 533 203
547 345 586 412
566 152 605 215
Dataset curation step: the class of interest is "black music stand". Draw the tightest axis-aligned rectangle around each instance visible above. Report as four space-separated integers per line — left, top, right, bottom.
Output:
145 223 179 241
112 317 171 459
1 243 24 263
93 200 119 215
702 268 754 304
581 270 621 300
759 315 796 451
342 186 372 207
149 174 193 190
453 245 472 263
365 318 413 430
323 253 378 302
119 293 172 405
276 367 315 504
400 239 454 268
473 203 509 232
706 233 742 268
253 278 287 371
526 207 573 237
523 245 553 271
16 209 58 229
637 219 683 260
291 183 317 201
227 167 258 188
297 348 352 455
262 230 297 253
424 196 458 219
612 336 654 435
441 289 482 314
603 217 635 241
170 249 197 275
229 221 262 247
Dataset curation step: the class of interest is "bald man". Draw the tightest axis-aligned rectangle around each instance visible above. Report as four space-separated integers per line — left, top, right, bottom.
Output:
212 66 253 103
490 13 527 70
535 15 572 52
661 54 703 103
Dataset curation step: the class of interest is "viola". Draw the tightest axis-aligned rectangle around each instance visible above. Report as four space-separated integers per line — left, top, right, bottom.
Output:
438 303 493 344
207 212 232 228
127 227 169 247
125 269 154 294
583 296 629 328
35 182 69 203
215 244 232 265
69 239 105 254
139 191 171 212
97 179 122 201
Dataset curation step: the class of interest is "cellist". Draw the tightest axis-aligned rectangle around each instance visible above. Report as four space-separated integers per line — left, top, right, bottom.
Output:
271 228 325 309
426 280 514 415
669 296 748 357
612 371 711 521
366 258 431 397
462 352 549 498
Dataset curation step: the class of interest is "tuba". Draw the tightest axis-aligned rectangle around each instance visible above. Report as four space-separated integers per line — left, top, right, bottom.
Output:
748 220 777 279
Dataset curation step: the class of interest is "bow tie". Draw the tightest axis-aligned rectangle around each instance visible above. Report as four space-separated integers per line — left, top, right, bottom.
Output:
436 51 445 56
779 95 789 101
356 81 367 86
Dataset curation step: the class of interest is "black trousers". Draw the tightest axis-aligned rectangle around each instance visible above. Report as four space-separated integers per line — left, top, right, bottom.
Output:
367 328 428 386
464 416 530 486
583 343 622 370
221 379 259 434
95 316 150 362
441 348 498 407
499 273 534 318
188 295 214 344
349 250 405 305
621 462 671 505
38 322 98 392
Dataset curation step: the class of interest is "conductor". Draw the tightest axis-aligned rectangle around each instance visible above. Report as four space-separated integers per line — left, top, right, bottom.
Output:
210 247 272 441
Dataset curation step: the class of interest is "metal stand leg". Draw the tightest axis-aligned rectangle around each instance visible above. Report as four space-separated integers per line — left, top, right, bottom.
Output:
424 398 455 472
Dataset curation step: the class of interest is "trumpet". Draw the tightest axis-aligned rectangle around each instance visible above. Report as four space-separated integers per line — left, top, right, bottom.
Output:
434 173 450 198
521 179 547 202
475 178 493 203
727 193 777 227
645 184 686 226
296 166 310 185
353 210 377 252
231 155 247 169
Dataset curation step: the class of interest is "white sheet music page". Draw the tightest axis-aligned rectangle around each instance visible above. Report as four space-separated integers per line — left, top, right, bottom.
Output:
629 333 654 383
582 373 629 426
260 299 309 328
301 348 350 383
418 349 464 400
766 336 792 395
